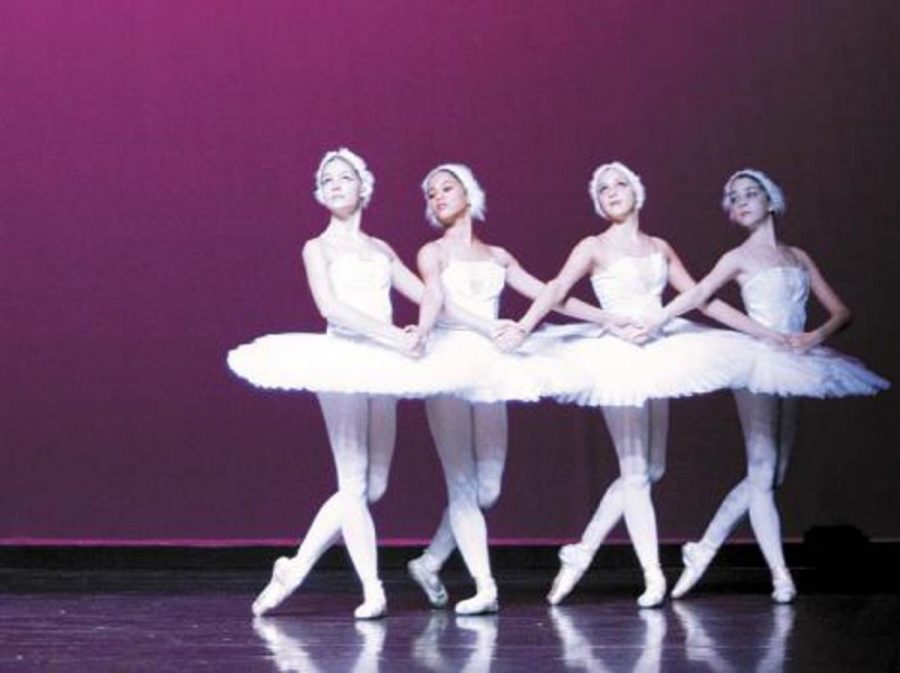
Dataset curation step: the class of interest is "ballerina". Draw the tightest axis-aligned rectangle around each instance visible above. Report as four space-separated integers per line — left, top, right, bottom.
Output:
231 148 438 619
406 163 626 615
641 168 888 602
497 161 783 608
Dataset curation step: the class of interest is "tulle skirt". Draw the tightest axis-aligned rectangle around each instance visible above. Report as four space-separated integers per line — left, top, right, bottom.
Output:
744 342 889 397
535 319 754 406
227 323 889 405
226 327 571 402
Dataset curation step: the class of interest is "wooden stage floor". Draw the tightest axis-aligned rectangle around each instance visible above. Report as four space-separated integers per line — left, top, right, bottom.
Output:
2 566 899 671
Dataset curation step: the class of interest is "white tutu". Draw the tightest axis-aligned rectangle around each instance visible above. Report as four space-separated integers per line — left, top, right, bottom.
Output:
736 265 889 398
536 319 754 407
226 326 573 402
523 253 759 407
744 343 889 398
227 331 472 398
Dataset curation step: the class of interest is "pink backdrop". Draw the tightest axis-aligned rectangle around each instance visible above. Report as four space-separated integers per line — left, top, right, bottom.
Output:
2 1 898 544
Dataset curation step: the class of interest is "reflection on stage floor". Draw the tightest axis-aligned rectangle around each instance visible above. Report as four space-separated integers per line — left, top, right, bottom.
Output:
1 568 898 671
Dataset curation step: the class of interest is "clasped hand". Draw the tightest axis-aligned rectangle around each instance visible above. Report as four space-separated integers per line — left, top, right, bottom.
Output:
398 325 426 358
493 320 525 352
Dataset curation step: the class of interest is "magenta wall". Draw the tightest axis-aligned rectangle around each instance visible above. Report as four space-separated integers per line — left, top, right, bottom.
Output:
3 1 898 544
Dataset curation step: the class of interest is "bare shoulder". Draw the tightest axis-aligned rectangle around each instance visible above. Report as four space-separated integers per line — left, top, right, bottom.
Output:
572 235 602 256
648 236 673 256
787 245 819 272
418 239 443 258
302 236 324 259
368 235 397 260
787 244 811 262
486 244 514 266
716 245 749 271
719 244 745 262
417 239 446 269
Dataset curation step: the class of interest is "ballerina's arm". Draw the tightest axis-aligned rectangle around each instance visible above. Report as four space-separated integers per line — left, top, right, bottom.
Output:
656 242 786 343
370 237 446 346
786 247 851 351
415 241 504 339
376 238 424 306
413 242 447 338
497 247 629 328
494 238 599 351
302 238 419 356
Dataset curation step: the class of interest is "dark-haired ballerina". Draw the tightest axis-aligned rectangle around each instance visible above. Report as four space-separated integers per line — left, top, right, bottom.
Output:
643 168 888 602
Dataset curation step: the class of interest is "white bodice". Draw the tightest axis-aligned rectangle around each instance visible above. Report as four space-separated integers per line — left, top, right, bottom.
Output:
740 266 809 333
439 259 505 323
590 253 667 319
326 252 392 333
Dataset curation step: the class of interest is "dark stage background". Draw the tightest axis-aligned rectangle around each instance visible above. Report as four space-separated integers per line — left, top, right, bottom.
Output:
2 1 898 546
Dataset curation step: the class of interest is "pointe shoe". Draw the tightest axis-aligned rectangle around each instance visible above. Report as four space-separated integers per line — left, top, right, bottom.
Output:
637 567 667 608
408 557 449 608
455 579 499 616
547 544 592 606
671 541 716 599
252 556 310 616
771 569 796 604
354 580 387 620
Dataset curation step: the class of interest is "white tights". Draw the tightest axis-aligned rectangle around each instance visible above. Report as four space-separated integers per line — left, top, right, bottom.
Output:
421 396 507 582
697 391 796 573
571 400 669 574
286 393 396 587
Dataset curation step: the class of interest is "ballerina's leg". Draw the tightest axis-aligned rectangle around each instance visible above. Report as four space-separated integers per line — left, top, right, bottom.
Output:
252 392 386 617
408 398 455 608
546 476 624 606
734 390 796 602
472 402 509 510
647 399 669 484
602 403 666 607
549 402 668 607
425 395 497 615
365 395 397 505
296 396 396 565
673 393 799 599
318 392 386 618
410 401 509 608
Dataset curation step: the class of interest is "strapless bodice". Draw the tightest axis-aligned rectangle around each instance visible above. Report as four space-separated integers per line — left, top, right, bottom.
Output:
740 266 809 333
440 260 506 322
590 253 667 319
326 252 392 332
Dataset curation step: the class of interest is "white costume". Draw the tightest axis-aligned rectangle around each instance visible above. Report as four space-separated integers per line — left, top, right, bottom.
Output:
546 252 753 406
673 263 888 602
228 253 561 402
239 249 401 619
229 251 475 398
738 266 888 397
411 258 514 615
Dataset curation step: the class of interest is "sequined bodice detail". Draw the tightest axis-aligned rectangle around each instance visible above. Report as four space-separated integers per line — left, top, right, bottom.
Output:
590 253 667 319
440 260 506 321
327 252 392 329
740 266 809 333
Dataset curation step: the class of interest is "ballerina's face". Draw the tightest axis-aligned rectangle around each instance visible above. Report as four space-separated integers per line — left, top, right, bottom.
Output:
726 176 771 228
595 168 637 221
425 171 469 226
319 158 363 215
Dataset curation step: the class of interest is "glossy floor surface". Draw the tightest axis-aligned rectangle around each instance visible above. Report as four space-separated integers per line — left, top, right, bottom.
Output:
2 568 898 672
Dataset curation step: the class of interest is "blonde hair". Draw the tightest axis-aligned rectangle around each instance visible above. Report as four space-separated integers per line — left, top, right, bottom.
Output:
314 148 375 208
421 163 486 227
589 161 646 219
